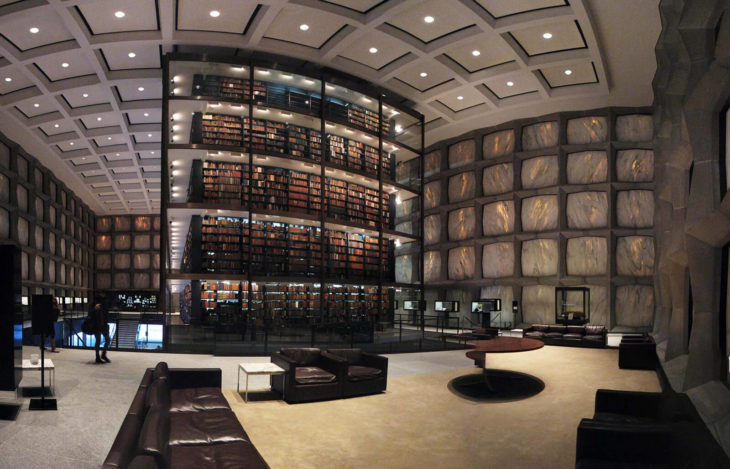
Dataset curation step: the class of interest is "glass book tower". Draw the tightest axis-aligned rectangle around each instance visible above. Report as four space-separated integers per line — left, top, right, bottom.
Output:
162 54 423 354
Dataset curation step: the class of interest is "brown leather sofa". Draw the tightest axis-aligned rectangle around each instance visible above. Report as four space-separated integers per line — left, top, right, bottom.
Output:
323 348 388 398
102 362 269 469
271 347 344 403
523 324 606 347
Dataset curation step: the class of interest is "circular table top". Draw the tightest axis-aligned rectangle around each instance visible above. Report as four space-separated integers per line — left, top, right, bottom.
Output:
465 336 544 360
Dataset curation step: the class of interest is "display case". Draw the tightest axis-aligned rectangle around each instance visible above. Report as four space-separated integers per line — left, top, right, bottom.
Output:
555 287 590 325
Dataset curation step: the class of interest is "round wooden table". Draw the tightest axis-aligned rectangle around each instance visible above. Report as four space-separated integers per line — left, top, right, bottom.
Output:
449 336 545 402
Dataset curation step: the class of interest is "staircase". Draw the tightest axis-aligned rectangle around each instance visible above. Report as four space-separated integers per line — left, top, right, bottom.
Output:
116 319 139 350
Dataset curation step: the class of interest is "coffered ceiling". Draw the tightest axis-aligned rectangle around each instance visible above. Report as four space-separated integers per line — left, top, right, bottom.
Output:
0 0 660 214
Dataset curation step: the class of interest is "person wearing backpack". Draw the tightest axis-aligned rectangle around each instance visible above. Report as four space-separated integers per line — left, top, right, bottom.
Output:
90 301 111 364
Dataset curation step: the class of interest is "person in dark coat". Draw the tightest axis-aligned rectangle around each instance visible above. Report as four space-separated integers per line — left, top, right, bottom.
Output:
91 302 111 364
41 298 61 353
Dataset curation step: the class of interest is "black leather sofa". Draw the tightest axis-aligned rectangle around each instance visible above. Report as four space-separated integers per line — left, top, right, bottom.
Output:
523 324 606 347
323 348 388 397
103 362 269 469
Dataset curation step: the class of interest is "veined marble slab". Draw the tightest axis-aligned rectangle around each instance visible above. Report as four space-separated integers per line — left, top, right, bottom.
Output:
521 238 558 277
448 171 476 203
521 155 558 189
424 214 441 245
616 114 653 142
0 173 8 203
424 251 441 283
448 139 476 169
521 195 558 232
448 207 475 241
615 285 654 327
567 116 608 144
521 285 555 324
483 200 515 236
0 207 8 238
617 190 654 228
396 196 417 218
566 237 607 276
566 191 608 229
616 149 654 182
482 242 515 278
567 151 608 184
424 181 441 210
479 285 514 321
483 129 515 159
582 285 607 326
396 255 414 284
17 217 27 245
482 163 514 195
96 273 111 289
616 236 655 277
424 150 441 178
522 121 559 150
448 246 475 280
395 221 413 235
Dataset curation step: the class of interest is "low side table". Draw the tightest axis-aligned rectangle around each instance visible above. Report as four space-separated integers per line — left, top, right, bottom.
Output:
237 362 285 402
17 359 55 396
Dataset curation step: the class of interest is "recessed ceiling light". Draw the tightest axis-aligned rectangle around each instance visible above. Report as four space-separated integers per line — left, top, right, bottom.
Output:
114 11 125 18
82 93 89 98
116 153 120 156
369 47 378 54
33 103 39 108
107 137 112 140
424 16 434 23
128 52 136 58
3 77 10 82
472 50 480 56
457 96 464 100
542 32 553 39
281 74 292 79
147 133 152 137
138 87 145 91
209 10 220 17
151 151 155 155
506 81 514 87
97 117 102 121
69 142 74 146
61 62 69 68
299 24 309 31
54 124 59 128
564 69 573 75
419 72 428 78
143 112 149 117
29 27 39 34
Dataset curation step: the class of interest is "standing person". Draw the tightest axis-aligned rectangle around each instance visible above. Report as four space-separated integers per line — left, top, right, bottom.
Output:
91 301 111 364
43 298 61 353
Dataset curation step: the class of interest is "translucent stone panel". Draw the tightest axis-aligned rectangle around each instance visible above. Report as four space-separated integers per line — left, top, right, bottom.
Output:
448 139 475 169
482 242 514 278
114 234 131 250
34 226 43 250
47 260 55 283
114 254 131 270
114 216 131 231
134 234 151 250
114 273 131 289
521 155 558 189
616 149 654 182
96 217 112 233
615 285 654 327
479 285 514 323
134 216 152 231
0 173 8 203
424 251 441 283
34 197 43 221
483 200 514 236
616 114 653 142
33 168 42 189
522 285 554 324
448 246 475 280
396 197 417 218
424 150 441 177
424 181 441 210
448 171 475 203
424 214 441 246
96 235 111 251
96 273 111 290
21 252 27 280
567 116 608 144
567 151 607 184
395 221 413 235
521 121 558 150
0 143 8 168
17 157 27 181
16 185 27 212
153 273 160 289
133 253 150 269
521 196 558 232
60 238 65 257
566 192 608 229
482 129 515 159
395 255 414 284
153 217 161 231
153 235 161 250
49 207 56 227
133 273 150 289
0 208 8 238
58 263 65 283
17 217 28 245
616 236 655 276
617 190 654 228
96 254 111 270
482 163 513 196
583 285 608 326
153 254 160 269
521 239 558 277
448 207 475 241
48 233 54 255
34 256 42 281
566 237 607 276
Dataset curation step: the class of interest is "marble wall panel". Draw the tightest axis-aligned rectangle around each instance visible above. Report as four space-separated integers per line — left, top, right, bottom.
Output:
424 215 441 245
424 181 441 210
522 285 554 324
482 129 515 159
96 235 112 251
448 139 476 169
96 254 111 270
566 237 607 276
448 171 476 203
133 273 150 289
17 217 28 245
114 234 131 250
479 285 514 324
448 246 475 280
134 234 151 250
424 251 441 283
567 151 608 184
395 221 414 235
521 155 558 189
16 186 27 212
616 149 655 182
0 173 8 203
615 285 654 327
47 260 55 283
522 121 559 150
34 256 42 280
566 191 608 229
114 253 131 270
396 158 420 184
34 226 42 250
113 273 130 289
153 217 161 231
582 285 608 326
482 163 514 195
20 252 27 280
396 255 414 284
616 114 653 142
448 207 475 241
616 236 655 277
424 150 441 177
567 116 608 144
114 216 131 231
521 195 558 232
96 273 111 290
396 197 417 218
482 242 514 278
0 208 8 238
521 239 558 276
617 190 654 228
483 200 515 236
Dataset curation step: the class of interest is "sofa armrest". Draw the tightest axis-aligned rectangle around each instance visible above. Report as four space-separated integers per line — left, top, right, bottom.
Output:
102 414 145 468
271 352 298 389
167 368 221 389
360 352 388 373
576 418 671 464
594 389 663 419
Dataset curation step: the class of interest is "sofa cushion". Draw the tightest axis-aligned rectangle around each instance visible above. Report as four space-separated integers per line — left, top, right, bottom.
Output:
525 331 545 338
563 333 584 340
153 362 170 381
145 377 170 409
295 366 337 384
328 348 362 364
567 326 585 334
533 324 550 332
170 387 230 412
584 334 604 342
545 332 565 339
585 325 605 335
281 348 321 365
548 325 567 333
137 406 170 468
169 409 247 446
170 441 270 469
348 365 382 381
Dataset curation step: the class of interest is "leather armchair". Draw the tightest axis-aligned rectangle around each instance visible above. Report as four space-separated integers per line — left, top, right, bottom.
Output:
271 348 344 403
323 348 388 398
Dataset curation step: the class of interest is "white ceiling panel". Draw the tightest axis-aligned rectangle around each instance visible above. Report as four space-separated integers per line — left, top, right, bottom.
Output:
33 49 97 81
62 85 110 108
115 80 161 101
94 135 127 147
0 66 35 94
392 59 454 92
436 86 486 112
98 43 160 71
39 120 75 136
16 97 57 117
56 139 85 152
80 112 120 129
510 20 586 56
475 0 567 19
443 35 515 73
484 73 538 99
322 0 384 13
338 30 411 70
133 131 160 143
126 109 161 124
386 0 476 43
264 6 347 49
0 8 74 51
76 0 159 35
177 0 259 34
540 61 597 87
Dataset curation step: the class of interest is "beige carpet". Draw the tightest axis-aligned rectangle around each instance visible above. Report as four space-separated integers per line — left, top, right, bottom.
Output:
225 346 661 469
